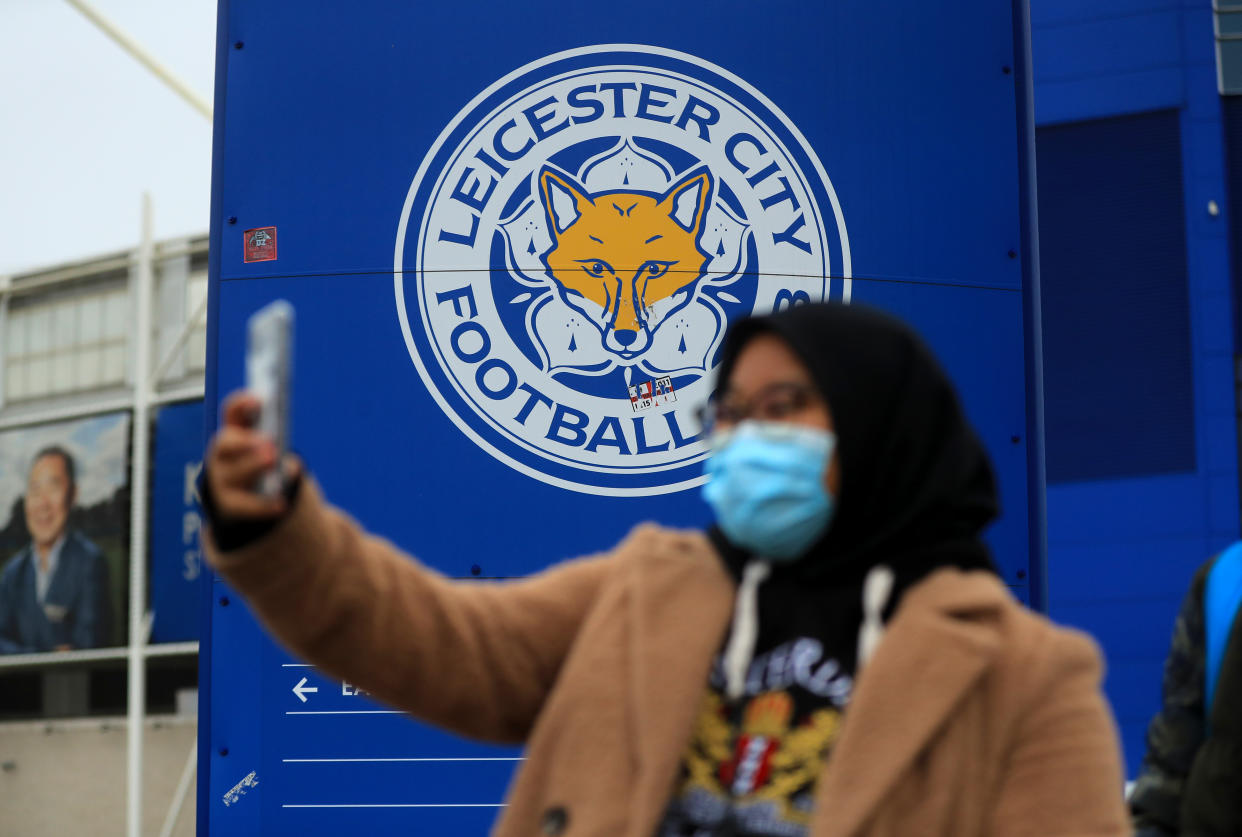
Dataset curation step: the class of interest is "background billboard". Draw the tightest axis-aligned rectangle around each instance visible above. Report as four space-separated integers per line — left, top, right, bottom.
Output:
0 411 131 654
150 399 204 644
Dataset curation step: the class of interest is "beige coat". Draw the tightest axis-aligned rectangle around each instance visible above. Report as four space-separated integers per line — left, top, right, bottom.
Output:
206 480 1129 837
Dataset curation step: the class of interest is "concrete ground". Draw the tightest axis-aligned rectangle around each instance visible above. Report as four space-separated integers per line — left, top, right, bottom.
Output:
0 716 196 836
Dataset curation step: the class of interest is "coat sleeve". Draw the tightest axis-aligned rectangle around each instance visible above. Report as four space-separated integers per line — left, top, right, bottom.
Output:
988 628 1129 837
204 477 612 744
1128 561 1210 837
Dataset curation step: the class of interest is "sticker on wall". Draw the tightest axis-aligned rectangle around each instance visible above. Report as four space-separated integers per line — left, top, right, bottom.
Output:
222 771 259 807
395 45 851 496
243 227 278 263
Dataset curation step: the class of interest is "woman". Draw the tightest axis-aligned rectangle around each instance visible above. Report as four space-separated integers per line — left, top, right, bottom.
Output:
204 303 1128 836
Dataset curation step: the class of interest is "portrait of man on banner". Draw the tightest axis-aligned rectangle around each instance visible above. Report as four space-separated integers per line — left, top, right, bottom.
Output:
0 413 130 654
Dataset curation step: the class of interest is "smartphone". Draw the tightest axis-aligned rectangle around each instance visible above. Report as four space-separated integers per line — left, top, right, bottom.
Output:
245 300 294 497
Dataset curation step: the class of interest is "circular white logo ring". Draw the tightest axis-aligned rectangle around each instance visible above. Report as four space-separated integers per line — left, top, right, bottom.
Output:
396 45 850 496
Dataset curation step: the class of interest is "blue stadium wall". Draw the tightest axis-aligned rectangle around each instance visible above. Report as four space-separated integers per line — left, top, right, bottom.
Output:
1031 0 1240 777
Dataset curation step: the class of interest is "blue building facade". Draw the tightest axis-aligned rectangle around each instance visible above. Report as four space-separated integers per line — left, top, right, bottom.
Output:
1032 0 1241 777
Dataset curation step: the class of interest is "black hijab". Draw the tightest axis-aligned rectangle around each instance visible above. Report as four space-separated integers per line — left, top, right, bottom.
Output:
708 303 999 588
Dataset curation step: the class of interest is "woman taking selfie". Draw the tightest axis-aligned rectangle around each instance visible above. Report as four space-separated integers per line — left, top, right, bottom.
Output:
203 303 1127 836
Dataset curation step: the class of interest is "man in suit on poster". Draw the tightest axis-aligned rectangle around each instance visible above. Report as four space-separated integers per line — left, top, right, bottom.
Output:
0 446 111 653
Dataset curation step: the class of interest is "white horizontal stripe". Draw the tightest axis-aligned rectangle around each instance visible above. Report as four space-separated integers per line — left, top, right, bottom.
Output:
280 663 313 667
283 757 523 763
282 803 506 809
0 641 198 670
285 710 404 715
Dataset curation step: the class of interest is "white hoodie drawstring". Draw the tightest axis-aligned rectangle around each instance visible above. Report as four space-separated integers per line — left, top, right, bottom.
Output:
724 561 894 701
857 564 894 668
723 560 771 700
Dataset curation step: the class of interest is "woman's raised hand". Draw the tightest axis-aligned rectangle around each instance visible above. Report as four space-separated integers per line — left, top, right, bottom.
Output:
205 391 300 520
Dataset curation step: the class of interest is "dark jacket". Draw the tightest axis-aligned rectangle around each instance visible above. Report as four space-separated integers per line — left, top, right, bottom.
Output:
1181 555 1242 836
0 530 112 653
1130 556 1242 836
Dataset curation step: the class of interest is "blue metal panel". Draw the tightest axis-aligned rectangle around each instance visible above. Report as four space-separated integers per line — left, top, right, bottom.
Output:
1014 0 1049 612
1181 7 1218 70
1030 0 1177 28
203 2 1038 831
1034 70 1186 126
198 0 233 828
1209 473 1241 533
1035 12 1182 83
1108 656 1183 773
208 592 263 834
1225 97 1242 350
1036 110 1195 484
1187 61 1225 120
1055 592 1193 770
1055 599 1194 669
1196 287 1235 356
849 280 1030 596
1048 475 1212 543
1202 354 1236 417
1047 538 1213 603
213 5 1024 294
1205 415 1240 474
1032 3 1187 125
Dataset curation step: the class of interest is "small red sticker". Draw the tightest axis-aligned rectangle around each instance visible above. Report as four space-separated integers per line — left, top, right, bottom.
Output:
243 226 277 263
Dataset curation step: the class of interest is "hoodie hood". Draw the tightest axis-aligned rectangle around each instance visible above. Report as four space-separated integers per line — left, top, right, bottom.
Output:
709 303 999 586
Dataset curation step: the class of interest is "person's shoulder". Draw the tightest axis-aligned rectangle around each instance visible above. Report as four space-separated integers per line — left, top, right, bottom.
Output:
613 522 717 563
1198 541 1242 595
607 524 723 579
62 531 103 562
981 592 1106 701
902 566 1016 625
910 568 1101 682
0 546 29 582
1007 604 1100 667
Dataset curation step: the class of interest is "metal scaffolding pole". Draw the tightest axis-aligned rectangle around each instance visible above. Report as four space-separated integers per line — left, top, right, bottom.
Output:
126 193 155 837
158 740 198 837
62 0 213 122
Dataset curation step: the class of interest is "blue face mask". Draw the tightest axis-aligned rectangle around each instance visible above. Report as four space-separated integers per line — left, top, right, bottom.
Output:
702 421 837 561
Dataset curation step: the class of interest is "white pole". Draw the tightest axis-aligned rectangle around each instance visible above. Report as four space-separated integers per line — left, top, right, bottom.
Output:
0 291 9 411
62 0 213 122
127 193 155 837
150 293 208 388
158 741 198 837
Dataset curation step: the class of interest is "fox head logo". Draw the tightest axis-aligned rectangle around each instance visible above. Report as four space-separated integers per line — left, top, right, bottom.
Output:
537 164 715 359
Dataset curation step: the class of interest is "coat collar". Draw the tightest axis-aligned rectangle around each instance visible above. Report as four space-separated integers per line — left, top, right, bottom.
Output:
622 526 736 830
618 529 1010 837
812 568 1008 837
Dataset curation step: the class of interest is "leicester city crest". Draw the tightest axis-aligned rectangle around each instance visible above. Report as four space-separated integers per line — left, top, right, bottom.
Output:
395 45 851 496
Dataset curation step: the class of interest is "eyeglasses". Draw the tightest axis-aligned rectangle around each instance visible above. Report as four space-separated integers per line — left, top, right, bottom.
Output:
697 382 821 434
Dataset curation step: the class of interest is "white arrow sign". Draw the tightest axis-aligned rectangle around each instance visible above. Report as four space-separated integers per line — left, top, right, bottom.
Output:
292 677 319 703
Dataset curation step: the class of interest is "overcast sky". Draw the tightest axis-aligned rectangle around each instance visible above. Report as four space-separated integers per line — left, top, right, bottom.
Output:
0 0 216 276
